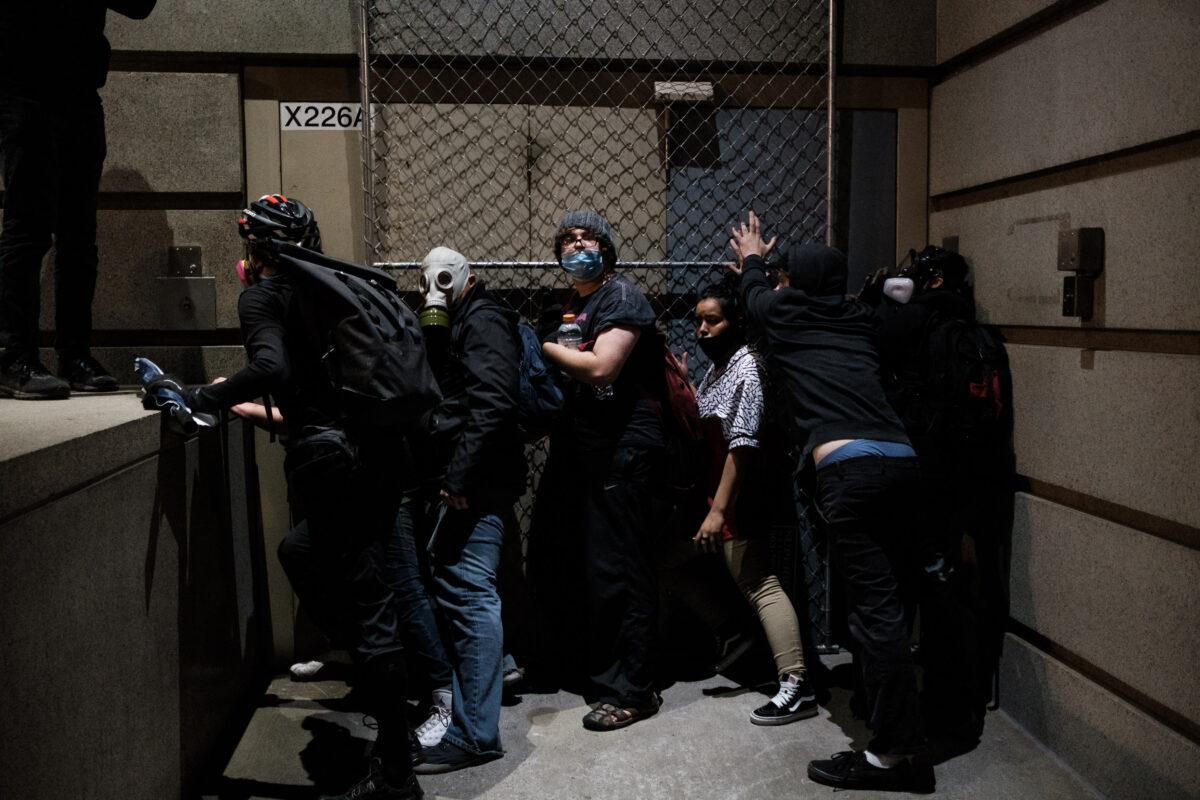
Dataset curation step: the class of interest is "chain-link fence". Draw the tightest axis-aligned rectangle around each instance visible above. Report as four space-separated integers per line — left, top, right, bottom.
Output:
359 0 834 649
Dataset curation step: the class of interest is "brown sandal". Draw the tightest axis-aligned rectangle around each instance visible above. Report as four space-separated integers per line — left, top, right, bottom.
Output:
582 698 661 731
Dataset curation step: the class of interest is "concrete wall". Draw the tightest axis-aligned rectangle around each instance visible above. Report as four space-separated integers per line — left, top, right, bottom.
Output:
928 1 1200 797
0 399 270 800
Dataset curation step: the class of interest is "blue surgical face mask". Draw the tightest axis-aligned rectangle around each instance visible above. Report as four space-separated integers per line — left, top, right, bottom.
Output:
561 249 604 282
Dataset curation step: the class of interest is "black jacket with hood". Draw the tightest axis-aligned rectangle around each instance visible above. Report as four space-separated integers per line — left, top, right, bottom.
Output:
739 244 910 460
418 282 527 503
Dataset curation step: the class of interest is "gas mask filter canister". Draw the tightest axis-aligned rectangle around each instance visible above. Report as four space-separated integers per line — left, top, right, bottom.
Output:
235 259 258 288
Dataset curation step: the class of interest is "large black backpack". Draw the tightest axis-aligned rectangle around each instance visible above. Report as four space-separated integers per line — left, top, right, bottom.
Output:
271 242 442 429
904 312 1011 446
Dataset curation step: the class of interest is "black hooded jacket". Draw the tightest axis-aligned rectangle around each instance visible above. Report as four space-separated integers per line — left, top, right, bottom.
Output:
739 245 910 460
417 282 527 502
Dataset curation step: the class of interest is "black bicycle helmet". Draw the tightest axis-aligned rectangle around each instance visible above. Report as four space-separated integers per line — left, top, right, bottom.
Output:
900 245 968 290
238 194 323 253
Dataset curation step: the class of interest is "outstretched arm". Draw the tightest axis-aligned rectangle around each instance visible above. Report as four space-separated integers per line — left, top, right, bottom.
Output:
729 211 778 327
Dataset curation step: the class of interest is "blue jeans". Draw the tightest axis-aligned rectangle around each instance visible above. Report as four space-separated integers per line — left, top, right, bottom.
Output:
383 498 454 691
428 505 506 756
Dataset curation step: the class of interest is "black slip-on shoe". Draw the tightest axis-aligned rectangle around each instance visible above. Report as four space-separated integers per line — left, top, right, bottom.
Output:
59 354 119 392
0 355 70 399
807 750 935 794
412 740 502 775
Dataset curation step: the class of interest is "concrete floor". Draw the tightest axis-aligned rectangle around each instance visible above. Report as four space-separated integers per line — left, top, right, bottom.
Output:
212 666 1101 800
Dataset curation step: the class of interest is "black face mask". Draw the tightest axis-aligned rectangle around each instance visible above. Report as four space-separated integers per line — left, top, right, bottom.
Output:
697 331 743 364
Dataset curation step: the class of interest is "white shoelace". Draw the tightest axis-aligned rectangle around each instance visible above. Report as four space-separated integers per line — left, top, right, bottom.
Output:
415 705 452 747
770 680 801 708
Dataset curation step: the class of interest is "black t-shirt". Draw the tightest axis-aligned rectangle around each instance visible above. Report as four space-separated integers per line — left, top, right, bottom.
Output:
560 273 664 452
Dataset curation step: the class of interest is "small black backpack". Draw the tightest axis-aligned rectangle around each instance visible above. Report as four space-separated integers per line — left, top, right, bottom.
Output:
913 312 1011 446
271 242 442 430
514 321 564 441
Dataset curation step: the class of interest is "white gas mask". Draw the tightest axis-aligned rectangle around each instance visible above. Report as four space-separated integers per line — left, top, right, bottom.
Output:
419 246 471 329
883 277 915 305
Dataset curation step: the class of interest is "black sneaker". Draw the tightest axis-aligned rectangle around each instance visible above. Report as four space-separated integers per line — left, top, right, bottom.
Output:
412 740 502 775
58 354 119 392
319 760 423 799
807 751 934 794
751 675 819 725
0 355 70 399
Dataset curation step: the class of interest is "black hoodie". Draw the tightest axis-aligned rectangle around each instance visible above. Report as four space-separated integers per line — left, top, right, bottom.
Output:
739 246 910 460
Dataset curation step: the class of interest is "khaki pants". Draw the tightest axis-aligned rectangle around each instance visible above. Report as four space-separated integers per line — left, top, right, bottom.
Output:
723 537 806 679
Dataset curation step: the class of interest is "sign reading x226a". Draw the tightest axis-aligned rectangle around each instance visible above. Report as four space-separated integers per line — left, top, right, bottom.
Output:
280 103 363 131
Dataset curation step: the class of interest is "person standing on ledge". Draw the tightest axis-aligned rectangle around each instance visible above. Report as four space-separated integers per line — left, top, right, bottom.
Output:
0 1 156 399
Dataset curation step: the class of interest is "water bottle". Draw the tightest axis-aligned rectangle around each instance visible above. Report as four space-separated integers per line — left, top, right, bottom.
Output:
557 313 583 349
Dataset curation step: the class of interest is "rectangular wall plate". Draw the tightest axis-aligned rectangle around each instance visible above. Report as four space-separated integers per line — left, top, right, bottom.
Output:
1057 227 1104 275
157 276 217 330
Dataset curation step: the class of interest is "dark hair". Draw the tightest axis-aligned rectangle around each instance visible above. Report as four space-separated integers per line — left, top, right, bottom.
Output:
698 276 743 327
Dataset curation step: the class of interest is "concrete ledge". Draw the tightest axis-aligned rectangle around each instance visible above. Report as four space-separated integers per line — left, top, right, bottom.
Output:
1001 632 1200 800
0 394 162 523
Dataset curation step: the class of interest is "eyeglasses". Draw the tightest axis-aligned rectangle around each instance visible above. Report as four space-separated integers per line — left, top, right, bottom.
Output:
558 233 600 248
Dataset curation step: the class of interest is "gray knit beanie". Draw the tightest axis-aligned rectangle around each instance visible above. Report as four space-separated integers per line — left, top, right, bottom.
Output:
553 209 619 270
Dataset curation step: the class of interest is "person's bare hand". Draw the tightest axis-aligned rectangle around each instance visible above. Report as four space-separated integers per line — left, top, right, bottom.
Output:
693 509 725 553
728 211 777 268
440 489 469 512
677 351 689 378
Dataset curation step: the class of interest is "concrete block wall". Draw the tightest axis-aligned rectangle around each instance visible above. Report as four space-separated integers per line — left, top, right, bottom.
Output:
0 400 270 800
928 1 1200 797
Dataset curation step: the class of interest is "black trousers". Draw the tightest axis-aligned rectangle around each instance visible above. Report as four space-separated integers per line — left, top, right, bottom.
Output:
0 90 105 360
530 443 665 708
816 455 925 756
276 437 413 783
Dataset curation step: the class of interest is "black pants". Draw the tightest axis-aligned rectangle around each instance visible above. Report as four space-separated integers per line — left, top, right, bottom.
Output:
530 444 665 708
817 455 924 756
0 90 105 361
276 437 413 783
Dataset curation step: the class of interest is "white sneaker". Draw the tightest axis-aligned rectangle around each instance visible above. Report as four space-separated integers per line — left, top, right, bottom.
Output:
415 704 452 748
289 660 324 681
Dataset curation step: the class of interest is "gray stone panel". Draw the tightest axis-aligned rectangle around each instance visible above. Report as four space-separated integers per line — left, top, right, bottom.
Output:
39 209 243 332
1009 345 1200 528
929 152 1200 330
37 346 249 387
372 1 827 65
101 72 243 193
1010 493 1200 725
106 0 357 54
0 421 265 800
842 0 935 67
936 0 1055 62
930 0 1200 193
1000 634 1200 800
